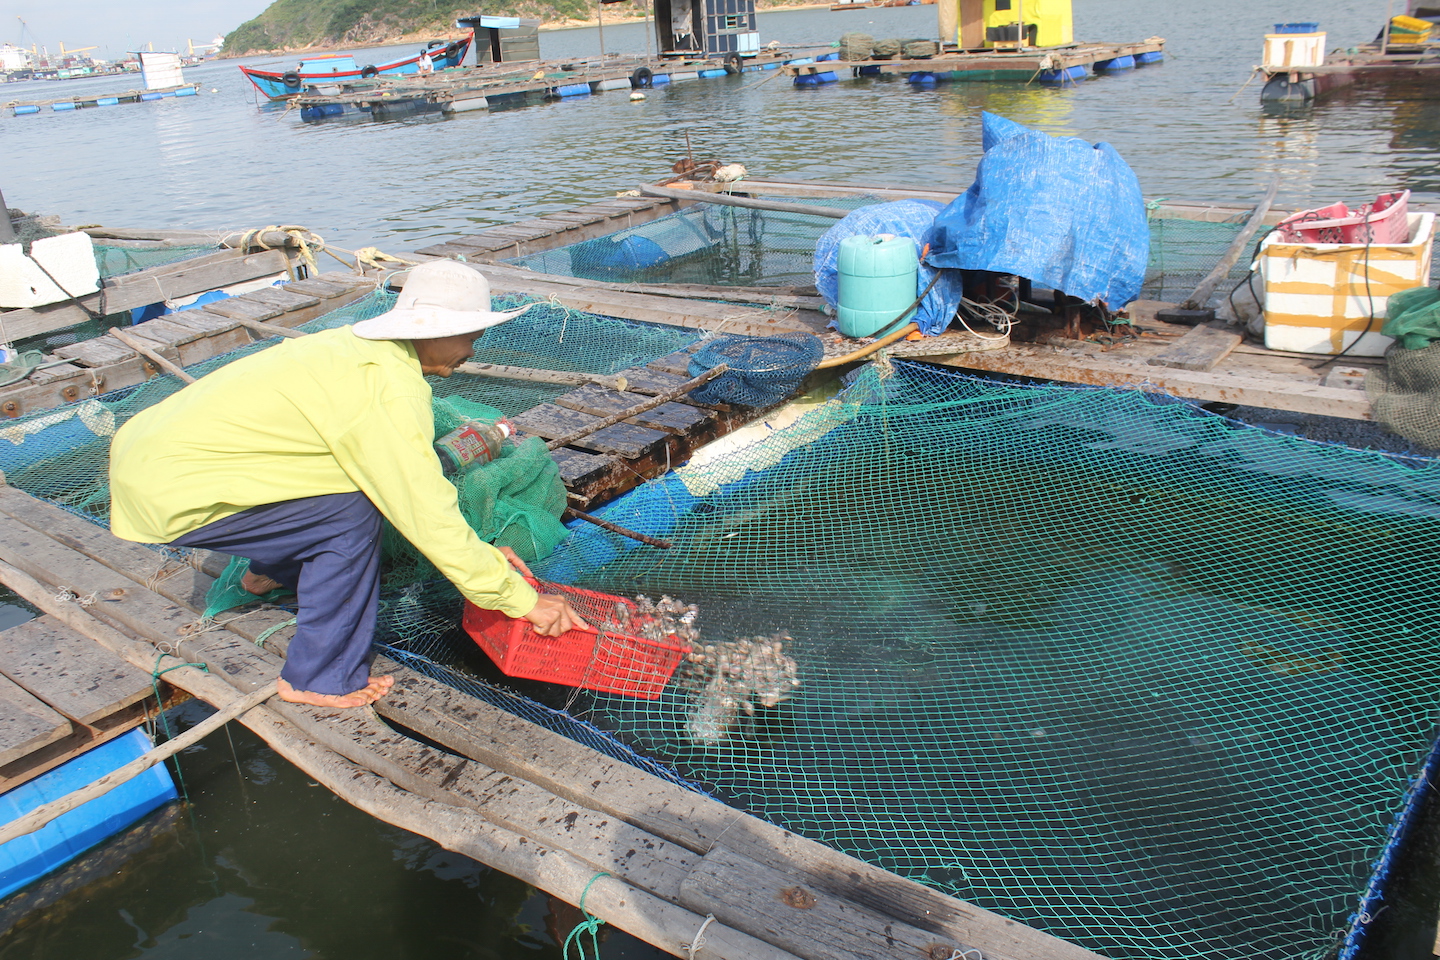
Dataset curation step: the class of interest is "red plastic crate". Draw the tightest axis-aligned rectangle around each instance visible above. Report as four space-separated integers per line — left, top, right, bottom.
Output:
461 578 690 700
1277 190 1412 245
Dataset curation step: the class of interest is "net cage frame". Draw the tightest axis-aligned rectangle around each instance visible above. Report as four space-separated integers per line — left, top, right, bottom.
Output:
7 254 1440 957
524 358 1440 960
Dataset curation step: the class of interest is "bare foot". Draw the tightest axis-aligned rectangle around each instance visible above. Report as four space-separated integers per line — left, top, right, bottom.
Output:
276 675 394 709
241 570 285 595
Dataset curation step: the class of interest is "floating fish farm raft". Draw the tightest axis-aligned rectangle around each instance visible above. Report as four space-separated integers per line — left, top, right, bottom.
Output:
2 176 1439 958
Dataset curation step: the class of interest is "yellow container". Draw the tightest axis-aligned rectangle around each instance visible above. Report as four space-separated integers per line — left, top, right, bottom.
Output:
1390 14 1434 36
981 0 1072 48
1260 212 1435 356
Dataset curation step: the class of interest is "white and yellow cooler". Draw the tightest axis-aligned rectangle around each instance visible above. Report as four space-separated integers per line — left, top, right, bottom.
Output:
1259 212 1435 356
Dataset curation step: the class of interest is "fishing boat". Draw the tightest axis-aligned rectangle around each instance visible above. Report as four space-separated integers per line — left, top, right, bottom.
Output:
238 35 473 100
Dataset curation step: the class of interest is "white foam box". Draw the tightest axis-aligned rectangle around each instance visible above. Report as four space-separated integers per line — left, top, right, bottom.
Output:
0 232 101 309
1262 32 1326 69
1260 212 1434 357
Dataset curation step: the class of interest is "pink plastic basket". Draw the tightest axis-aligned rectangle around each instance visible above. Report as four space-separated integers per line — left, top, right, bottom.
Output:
462 578 690 699
1277 191 1412 245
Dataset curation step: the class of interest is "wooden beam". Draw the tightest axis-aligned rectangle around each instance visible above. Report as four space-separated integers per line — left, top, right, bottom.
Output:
107 326 197 383
941 343 1373 419
639 184 853 219
0 250 292 341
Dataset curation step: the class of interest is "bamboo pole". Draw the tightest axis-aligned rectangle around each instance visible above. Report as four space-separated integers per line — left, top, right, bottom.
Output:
565 507 673 548
108 326 198 383
0 681 278 845
545 364 727 450
638 184 853 219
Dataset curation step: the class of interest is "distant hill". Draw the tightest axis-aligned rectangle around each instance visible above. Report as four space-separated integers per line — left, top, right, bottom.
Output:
222 0 592 56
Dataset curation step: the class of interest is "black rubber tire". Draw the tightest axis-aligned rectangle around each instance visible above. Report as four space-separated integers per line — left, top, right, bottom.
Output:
444 43 460 61
360 65 379 79
630 66 653 88
723 52 742 74
282 71 301 87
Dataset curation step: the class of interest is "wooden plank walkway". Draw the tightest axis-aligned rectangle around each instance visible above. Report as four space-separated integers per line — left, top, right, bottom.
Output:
0 604 174 791
0 482 1110 960
781 39 1165 81
291 48 829 121
0 271 378 419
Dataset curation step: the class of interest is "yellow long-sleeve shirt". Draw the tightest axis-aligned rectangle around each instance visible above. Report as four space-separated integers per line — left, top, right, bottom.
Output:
108 326 539 619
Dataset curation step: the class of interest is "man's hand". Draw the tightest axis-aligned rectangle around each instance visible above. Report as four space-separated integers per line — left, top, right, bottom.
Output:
523 594 589 637
498 545 533 579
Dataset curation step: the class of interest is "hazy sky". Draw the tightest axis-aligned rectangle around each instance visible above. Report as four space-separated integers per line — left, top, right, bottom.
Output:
0 0 272 59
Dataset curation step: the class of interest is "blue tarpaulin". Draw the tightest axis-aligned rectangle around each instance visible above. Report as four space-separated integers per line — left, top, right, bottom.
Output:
927 113 1149 308
813 199 965 336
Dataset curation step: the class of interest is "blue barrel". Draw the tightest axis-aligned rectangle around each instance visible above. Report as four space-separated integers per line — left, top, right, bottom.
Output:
1095 55 1135 71
556 82 591 97
174 86 198 96
96 97 119 106
836 234 919 338
698 68 728 78
52 102 77 111
794 72 838 86
13 105 39 115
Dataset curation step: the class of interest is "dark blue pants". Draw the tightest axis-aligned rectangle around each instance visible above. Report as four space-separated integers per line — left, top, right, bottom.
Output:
173 492 382 696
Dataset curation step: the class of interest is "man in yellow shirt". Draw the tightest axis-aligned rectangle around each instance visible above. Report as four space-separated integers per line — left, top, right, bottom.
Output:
109 261 585 709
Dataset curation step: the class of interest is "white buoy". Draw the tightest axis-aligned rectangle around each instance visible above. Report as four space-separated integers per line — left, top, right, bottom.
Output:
629 90 646 101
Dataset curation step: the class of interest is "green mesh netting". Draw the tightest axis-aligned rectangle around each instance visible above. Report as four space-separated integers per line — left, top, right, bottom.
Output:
0 288 696 575
92 242 219 279
505 197 876 287
448 358 1436 960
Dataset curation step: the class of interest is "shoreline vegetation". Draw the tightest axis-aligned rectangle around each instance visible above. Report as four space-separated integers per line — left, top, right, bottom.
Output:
218 0 841 59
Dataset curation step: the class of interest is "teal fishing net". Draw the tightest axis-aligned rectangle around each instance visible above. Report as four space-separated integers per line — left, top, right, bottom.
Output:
458 358 1438 960
8 265 1440 959
92 242 218 279
504 196 876 288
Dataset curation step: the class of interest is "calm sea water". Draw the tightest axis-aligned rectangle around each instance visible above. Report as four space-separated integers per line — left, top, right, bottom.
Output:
3 0 1439 956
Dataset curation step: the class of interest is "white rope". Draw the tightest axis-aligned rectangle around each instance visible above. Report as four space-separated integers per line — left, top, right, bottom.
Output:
53 586 97 607
946 949 984 960
953 296 1015 342
684 914 716 959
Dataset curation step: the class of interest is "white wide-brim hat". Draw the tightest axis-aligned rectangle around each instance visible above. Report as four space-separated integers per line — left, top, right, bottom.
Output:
352 260 537 340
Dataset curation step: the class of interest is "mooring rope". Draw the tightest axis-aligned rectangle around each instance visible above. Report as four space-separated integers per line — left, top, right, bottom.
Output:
150 654 210 800
562 871 611 959
684 914 716 959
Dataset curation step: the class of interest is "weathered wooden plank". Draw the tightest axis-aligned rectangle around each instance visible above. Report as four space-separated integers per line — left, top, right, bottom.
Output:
312 271 374 288
510 404 669 458
648 346 706 377
0 672 72 767
53 337 133 367
682 847 978 960
949 344 1373 421
549 446 619 489
281 278 349 298
200 296 287 322
554 384 710 435
128 317 204 347
0 615 153 725
0 251 292 341
1147 324 1244 372
243 286 322 311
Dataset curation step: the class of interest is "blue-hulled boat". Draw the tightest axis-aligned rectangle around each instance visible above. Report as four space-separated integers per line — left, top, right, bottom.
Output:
239 35 473 100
